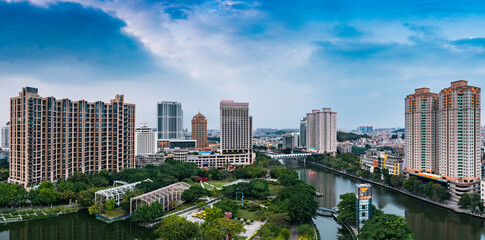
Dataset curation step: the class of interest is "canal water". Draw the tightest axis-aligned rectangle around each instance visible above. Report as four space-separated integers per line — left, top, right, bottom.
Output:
282 159 485 240
0 209 156 240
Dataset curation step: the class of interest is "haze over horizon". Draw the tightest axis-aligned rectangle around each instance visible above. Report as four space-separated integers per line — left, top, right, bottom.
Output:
0 0 484 130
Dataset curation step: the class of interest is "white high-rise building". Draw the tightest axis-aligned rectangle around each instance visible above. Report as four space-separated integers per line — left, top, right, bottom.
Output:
135 124 157 155
157 101 183 139
220 100 253 154
306 108 337 155
1 122 9 149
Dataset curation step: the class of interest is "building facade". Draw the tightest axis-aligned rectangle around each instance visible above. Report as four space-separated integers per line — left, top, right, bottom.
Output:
1 122 9 149
157 101 183 139
438 81 481 200
300 118 307 148
9 87 135 187
306 108 337 154
191 112 208 148
360 150 404 175
356 184 372 232
220 100 253 155
135 124 157 155
136 154 166 168
357 125 374 134
405 88 438 174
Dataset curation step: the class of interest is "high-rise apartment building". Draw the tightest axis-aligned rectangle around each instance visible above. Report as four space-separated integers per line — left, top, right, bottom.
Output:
404 81 481 201
438 81 481 200
135 124 157 155
1 122 9 149
300 118 307 148
157 101 183 139
357 125 374 134
405 88 438 174
220 100 253 155
191 112 208 148
306 108 337 154
9 87 135 187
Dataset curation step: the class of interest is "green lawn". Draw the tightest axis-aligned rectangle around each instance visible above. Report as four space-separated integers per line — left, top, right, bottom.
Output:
206 180 232 188
234 209 266 221
269 184 284 196
105 208 126 219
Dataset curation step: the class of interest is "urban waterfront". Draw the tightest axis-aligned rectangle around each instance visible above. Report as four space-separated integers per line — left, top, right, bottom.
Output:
282 159 485 240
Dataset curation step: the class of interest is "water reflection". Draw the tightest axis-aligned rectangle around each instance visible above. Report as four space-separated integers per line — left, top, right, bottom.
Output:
0 210 156 240
284 159 485 240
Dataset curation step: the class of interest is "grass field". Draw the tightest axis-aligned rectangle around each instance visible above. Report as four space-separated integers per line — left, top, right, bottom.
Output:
206 180 232 188
105 208 126 219
234 209 266 221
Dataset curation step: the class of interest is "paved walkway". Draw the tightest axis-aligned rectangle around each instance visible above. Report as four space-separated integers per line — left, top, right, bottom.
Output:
289 225 298 240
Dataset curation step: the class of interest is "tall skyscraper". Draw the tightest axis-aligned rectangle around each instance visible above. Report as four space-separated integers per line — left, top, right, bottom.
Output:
135 124 157 155
405 88 438 174
306 108 337 154
404 81 481 201
9 87 135 187
220 100 253 155
191 112 208 148
157 101 183 140
300 118 307 148
438 81 481 200
1 122 9 149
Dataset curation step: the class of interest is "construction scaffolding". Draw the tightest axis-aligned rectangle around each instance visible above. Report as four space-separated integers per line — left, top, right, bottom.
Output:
95 179 152 206
129 182 191 213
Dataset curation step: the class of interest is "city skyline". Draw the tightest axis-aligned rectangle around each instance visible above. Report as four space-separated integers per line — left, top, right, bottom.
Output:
1 1 485 130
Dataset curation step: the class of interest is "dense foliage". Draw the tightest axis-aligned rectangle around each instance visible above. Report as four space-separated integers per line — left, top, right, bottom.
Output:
222 179 270 199
131 202 164 222
182 186 210 203
337 131 371 142
358 214 414 240
214 199 240 215
403 177 449 202
155 215 200 240
458 193 483 211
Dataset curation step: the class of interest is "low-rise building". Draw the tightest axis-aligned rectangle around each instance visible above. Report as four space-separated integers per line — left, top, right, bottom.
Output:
173 148 253 170
135 154 166 168
337 144 352 154
360 150 404 175
158 139 197 150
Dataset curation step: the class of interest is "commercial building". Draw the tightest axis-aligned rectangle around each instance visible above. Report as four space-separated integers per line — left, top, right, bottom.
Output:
135 124 157 155
220 100 253 155
9 87 135 187
173 149 253 169
356 184 372 232
191 112 208 148
360 150 404 175
300 118 307 148
1 122 9 149
405 88 438 174
135 154 166 168
404 81 481 201
306 108 337 155
158 139 197 150
282 132 300 150
357 125 374 134
157 101 183 139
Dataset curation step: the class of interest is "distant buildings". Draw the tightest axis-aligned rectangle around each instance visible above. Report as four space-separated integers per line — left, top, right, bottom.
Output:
135 124 157 155
360 150 404 175
337 144 352 154
357 125 374 134
300 118 307 148
136 154 166 168
157 101 183 139
306 108 337 155
9 87 135 187
1 122 9 149
191 112 208 148
282 132 299 149
404 81 481 201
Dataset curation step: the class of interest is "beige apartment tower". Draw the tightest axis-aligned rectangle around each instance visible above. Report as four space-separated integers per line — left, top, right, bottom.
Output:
9 87 135 187
438 81 481 200
404 81 481 201
220 100 253 154
191 112 208 148
404 88 438 174
306 108 337 155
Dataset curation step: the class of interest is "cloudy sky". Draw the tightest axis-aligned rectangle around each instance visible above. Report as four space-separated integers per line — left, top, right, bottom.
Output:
0 0 484 130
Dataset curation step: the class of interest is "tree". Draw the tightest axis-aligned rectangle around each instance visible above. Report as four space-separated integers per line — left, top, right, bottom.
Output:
390 175 404 188
105 199 116 212
155 215 200 240
208 167 223 181
297 224 314 240
269 213 290 228
78 188 97 206
204 206 224 222
120 189 144 211
37 188 59 205
458 193 470 208
202 218 245 240
233 168 248 179
281 191 318 223
469 193 481 211
182 186 209 203
249 179 270 199
358 214 414 240
214 199 239 215
337 193 356 223
131 202 164 222
89 201 104 215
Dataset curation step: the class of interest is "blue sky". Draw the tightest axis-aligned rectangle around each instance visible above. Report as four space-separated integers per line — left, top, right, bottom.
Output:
0 0 484 130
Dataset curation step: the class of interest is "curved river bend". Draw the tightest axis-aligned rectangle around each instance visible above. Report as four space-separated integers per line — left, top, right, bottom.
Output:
282 159 485 240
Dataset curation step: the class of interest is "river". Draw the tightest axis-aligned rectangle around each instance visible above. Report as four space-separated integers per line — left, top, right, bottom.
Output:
0 159 484 240
282 159 485 240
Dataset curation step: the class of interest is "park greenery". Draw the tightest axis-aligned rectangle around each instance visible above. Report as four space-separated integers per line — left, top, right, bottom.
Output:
337 193 414 240
337 131 371 142
458 192 483 212
307 153 450 203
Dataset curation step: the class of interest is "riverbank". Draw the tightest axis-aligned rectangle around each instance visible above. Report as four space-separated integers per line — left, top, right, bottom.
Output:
0 205 80 223
305 160 485 220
